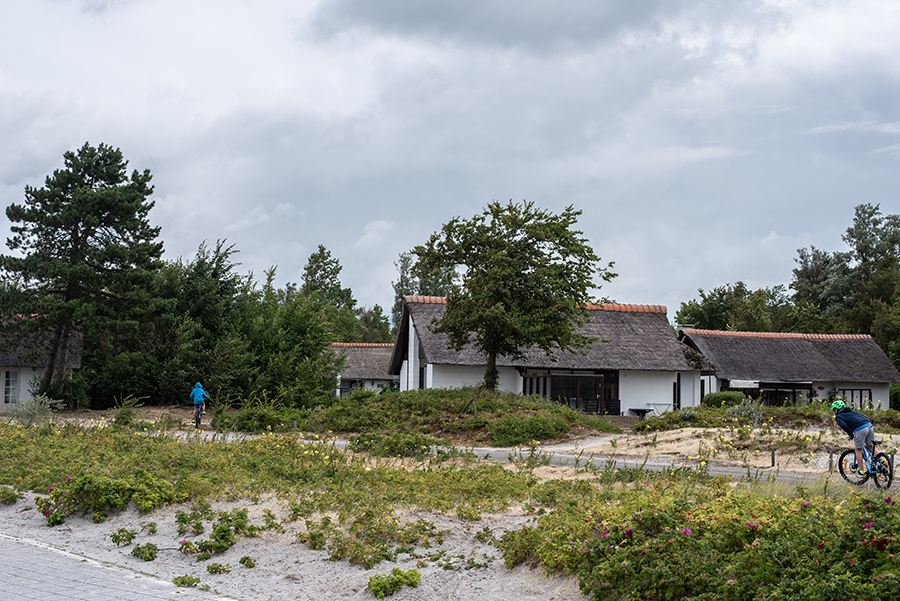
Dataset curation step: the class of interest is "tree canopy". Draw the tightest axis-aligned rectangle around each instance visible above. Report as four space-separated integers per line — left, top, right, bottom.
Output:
390 250 457 330
677 203 900 406
414 200 615 390
0 142 164 396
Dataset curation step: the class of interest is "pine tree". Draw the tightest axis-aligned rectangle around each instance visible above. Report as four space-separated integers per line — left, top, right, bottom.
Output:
0 142 164 396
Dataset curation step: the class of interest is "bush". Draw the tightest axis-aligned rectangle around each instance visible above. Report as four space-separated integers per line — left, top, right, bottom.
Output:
489 413 569 446
368 568 421 599
0 486 19 505
726 398 765 427
11 394 65 428
702 391 745 408
216 405 309 433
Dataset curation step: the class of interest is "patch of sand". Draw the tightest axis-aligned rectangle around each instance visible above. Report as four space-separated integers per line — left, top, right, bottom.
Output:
0 493 587 601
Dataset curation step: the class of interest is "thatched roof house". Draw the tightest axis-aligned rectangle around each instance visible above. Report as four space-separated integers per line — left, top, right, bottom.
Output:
0 321 83 412
329 342 395 395
390 296 700 415
679 328 900 407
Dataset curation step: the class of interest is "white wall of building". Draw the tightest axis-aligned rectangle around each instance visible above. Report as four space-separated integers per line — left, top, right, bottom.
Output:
429 364 521 391
679 371 702 409
0 367 43 413
814 382 892 409
618 370 682 415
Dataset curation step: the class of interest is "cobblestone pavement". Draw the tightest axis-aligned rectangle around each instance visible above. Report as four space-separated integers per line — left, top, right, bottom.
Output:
0 534 234 601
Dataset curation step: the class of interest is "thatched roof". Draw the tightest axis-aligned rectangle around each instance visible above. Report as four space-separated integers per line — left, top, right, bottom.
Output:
0 320 83 370
330 343 394 381
389 296 694 374
679 328 900 384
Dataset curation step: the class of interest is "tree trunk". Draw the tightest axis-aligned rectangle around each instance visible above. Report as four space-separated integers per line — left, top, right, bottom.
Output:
39 323 70 397
484 351 499 391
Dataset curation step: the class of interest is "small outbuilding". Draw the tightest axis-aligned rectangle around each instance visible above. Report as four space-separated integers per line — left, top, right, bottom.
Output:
678 328 900 407
329 342 395 396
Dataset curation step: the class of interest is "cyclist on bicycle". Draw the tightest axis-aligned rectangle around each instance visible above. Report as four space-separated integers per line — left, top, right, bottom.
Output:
832 399 875 477
190 382 209 421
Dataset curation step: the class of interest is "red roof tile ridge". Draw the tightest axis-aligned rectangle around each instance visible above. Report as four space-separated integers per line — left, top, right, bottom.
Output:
681 328 873 341
583 302 667 314
404 296 667 313
329 342 395 348
404 295 447 304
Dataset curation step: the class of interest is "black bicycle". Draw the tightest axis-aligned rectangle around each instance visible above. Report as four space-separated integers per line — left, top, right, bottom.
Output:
193 404 204 429
838 443 893 489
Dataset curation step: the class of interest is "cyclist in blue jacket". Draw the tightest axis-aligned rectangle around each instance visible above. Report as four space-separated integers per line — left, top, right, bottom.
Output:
190 382 209 417
832 399 875 477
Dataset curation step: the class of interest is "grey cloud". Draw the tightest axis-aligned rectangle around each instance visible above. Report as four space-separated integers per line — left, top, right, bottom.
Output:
309 0 787 54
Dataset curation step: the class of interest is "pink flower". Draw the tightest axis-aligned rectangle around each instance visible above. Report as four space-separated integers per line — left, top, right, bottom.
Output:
681 528 692 535
864 522 874 529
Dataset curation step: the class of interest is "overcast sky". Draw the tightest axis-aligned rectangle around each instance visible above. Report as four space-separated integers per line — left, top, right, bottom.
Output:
2 0 899 321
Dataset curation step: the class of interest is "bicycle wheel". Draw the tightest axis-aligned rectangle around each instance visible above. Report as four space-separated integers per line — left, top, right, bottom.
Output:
838 448 868 485
872 453 893 489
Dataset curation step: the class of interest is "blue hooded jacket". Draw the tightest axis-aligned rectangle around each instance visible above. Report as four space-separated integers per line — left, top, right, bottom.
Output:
190 383 209 406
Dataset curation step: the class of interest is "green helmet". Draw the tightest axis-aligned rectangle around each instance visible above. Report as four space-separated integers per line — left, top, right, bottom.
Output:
830 399 846 411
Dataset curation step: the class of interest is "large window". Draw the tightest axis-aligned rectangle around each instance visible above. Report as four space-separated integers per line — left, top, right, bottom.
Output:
4 371 19 405
759 386 811 407
838 389 874 409
522 370 618 413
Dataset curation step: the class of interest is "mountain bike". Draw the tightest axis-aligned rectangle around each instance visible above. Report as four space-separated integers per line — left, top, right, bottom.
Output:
193 404 204 429
838 443 893 489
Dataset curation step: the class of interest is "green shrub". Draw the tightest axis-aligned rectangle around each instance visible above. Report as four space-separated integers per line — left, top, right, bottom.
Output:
0 486 19 505
489 413 569 446
110 528 137 546
173 575 200 588
216 405 308 433
11 394 65 428
702 391 745 408
206 562 231 574
131 542 158 561
368 568 421 599
239 555 256 568
726 398 765 427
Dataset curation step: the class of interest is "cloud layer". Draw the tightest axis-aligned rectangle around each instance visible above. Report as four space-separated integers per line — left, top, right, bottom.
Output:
2 0 899 317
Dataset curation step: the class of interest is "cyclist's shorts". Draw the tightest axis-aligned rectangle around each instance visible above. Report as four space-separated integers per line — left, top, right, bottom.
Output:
854 425 875 450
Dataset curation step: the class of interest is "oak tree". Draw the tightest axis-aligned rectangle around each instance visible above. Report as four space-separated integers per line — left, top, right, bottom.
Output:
414 200 614 390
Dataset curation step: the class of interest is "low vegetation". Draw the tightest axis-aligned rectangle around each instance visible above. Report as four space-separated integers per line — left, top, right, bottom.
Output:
634 397 900 435
3 389 900 599
209 387 621 446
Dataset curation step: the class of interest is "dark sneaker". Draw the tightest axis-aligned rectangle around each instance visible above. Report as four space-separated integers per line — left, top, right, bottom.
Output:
858 469 867 477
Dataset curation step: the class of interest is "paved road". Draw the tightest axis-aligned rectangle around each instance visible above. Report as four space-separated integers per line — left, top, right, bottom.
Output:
0 533 233 601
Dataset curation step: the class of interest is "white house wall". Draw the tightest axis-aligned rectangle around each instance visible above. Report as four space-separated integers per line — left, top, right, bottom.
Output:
619 370 684 415
813 382 892 409
0 366 42 413
429 364 520 391
679 371 701 408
